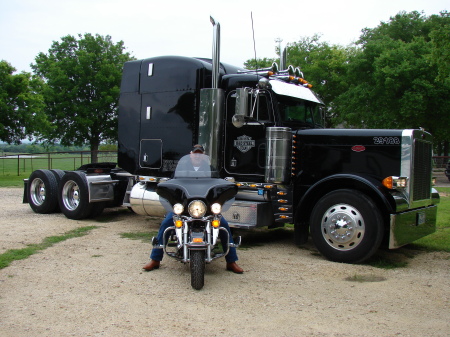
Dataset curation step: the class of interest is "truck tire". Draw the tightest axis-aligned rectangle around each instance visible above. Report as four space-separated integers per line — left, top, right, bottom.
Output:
50 169 65 185
310 189 384 263
58 171 93 220
28 169 59 214
190 250 205 290
49 169 66 212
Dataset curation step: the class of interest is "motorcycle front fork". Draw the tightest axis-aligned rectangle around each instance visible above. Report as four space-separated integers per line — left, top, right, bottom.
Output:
153 218 237 263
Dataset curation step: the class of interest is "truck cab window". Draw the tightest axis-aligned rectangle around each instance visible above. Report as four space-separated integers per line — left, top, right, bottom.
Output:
277 95 323 128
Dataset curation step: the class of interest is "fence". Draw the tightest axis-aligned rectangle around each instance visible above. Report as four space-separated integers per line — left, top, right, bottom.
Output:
0 151 117 176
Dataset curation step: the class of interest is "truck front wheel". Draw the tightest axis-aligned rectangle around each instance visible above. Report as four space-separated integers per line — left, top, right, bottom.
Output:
28 169 59 214
58 171 93 220
310 189 384 263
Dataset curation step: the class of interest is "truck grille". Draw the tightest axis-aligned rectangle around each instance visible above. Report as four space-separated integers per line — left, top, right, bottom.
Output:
412 139 432 201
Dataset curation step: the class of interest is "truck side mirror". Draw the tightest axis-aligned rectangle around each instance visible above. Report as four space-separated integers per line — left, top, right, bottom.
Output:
233 88 249 128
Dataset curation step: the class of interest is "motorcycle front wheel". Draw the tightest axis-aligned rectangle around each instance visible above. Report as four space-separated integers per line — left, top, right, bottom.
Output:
190 250 205 290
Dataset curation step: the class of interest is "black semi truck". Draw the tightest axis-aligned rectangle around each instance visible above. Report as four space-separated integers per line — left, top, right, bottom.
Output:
24 18 439 263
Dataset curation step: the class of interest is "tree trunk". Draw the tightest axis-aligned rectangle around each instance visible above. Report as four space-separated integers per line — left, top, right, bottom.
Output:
90 140 99 164
437 142 443 157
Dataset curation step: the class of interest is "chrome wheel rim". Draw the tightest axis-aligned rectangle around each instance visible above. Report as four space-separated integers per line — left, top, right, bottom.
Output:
30 178 46 206
320 203 365 251
62 180 80 211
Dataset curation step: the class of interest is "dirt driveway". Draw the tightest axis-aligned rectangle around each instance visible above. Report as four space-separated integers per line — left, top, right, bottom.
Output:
0 187 449 336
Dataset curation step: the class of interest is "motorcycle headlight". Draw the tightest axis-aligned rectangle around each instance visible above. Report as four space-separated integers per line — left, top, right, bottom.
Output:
211 203 221 214
173 203 184 215
188 200 206 218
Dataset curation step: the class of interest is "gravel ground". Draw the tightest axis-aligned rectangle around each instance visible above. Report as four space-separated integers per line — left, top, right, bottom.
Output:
0 176 449 336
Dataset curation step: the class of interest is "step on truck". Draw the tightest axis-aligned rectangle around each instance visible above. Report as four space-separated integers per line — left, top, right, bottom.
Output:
24 17 439 263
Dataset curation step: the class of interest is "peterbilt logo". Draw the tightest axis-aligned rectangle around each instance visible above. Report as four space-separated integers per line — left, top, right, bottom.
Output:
234 135 255 153
352 145 366 152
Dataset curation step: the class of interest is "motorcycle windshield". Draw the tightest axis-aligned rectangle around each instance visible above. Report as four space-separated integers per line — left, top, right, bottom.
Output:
157 153 237 209
174 154 219 178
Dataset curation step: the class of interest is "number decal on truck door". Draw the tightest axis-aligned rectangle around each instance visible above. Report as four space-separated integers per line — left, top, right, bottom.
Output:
373 137 400 145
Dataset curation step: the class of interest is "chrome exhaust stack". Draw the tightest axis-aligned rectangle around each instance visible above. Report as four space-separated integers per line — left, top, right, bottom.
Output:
210 16 220 89
198 17 224 168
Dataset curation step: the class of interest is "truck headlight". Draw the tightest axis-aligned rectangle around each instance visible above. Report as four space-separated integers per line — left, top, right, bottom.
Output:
188 200 206 218
382 176 408 189
173 203 184 215
211 203 221 214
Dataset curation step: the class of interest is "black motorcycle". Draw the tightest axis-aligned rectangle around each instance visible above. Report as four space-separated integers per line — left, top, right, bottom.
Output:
153 153 240 290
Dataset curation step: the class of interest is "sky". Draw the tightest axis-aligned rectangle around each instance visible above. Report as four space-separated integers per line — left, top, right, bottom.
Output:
0 0 448 74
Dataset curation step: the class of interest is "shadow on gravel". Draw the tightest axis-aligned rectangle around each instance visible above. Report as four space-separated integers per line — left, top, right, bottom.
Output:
233 227 295 249
364 245 426 269
98 211 430 270
235 227 426 270
92 208 135 223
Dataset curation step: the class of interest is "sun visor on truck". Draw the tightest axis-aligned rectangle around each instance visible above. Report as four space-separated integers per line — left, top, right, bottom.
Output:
269 80 323 104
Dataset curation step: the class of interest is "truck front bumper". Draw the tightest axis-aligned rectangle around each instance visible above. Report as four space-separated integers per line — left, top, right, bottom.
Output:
389 204 438 249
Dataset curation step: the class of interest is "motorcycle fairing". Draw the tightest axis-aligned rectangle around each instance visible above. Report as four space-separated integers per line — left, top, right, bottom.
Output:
156 178 237 209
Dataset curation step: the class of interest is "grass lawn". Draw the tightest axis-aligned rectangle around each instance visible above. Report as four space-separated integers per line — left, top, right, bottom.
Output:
0 152 117 187
412 186 450 252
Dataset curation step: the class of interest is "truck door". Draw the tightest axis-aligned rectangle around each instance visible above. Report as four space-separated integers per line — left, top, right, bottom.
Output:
223 90 275 178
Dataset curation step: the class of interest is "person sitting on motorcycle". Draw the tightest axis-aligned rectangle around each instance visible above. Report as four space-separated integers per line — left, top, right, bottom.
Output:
142 145 244 274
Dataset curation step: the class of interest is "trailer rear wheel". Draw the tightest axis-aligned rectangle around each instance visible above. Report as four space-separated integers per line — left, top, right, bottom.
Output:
28 169 59 214
58 171 93 220
310 189 384 263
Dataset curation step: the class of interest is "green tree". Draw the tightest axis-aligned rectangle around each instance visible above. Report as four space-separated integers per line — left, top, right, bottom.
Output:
243 57 277 70
244 35 354 126
334 11 450 154
0 61 46 144
284 35 355 124
430 11 450 84
32 33 134 162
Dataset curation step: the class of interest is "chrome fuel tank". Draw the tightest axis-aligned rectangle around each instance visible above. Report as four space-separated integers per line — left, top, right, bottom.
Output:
129 183 166 217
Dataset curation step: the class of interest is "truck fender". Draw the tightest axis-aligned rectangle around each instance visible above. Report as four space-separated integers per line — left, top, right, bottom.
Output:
294 173 395 226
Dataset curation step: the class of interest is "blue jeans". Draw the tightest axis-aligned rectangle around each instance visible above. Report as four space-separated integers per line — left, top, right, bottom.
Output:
150 212 239 263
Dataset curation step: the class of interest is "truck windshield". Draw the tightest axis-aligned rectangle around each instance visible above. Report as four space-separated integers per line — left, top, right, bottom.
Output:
277 95 324 128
